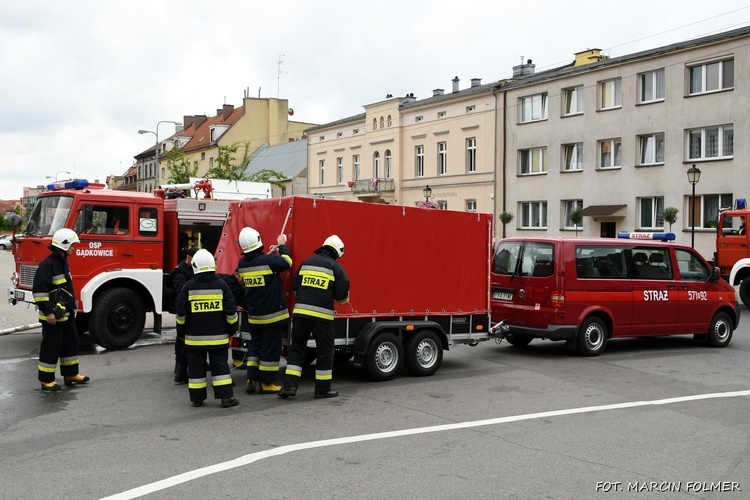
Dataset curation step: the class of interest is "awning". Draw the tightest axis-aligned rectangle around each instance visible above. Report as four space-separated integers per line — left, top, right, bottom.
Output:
581 204 627 217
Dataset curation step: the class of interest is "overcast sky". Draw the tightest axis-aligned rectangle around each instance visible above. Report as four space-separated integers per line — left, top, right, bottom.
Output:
2 1 749 200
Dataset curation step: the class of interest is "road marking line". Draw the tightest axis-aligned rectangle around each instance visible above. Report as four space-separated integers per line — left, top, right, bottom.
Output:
101 389 750 500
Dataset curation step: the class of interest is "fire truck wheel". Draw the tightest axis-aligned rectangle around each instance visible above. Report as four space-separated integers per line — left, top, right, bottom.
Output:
576 317 608 356
706 311 733 347
504 332 533 347
365 332 404 382
739 279 750 308
89 287 146 349
404 330 443 377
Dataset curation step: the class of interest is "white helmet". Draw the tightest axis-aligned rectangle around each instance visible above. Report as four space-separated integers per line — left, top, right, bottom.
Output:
191 249 216 274
51 228 79 251
238 227 262 253
323 235 344 258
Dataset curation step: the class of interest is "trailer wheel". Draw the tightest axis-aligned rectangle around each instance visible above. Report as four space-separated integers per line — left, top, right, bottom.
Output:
577 317 608 356
706 312 733 347
89 287 146 349
365 333 403 381
404 330 443 377
504 332 533 347
739 279 750 308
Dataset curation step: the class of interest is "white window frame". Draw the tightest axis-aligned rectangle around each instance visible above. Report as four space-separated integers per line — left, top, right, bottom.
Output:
438 142 448 175
520 201 548 229
562 86 583 115
415 145 424 177
385 150 392 178
599 78 622 110
437 201 448 210
466 199 477 212
688 59 734 95
353 154 360 181
599 138 622 169
687 125 733 160
638 196 665 230
336 157 343 185
319 159 325 186
638 133 665 165
563 199 584 230
688 193 733 229
519 147 547 175
466 137 477 173
639 69 665 103
520 93 548 122
562 142 584 171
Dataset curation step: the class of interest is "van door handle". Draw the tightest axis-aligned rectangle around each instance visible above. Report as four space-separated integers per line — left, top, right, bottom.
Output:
123 253 133 256
667 283 675 289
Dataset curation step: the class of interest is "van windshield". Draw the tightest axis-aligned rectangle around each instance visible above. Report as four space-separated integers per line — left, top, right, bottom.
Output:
25 195 74 236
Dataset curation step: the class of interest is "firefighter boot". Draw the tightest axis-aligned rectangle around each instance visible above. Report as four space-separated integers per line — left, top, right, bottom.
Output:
259 383 282 394
314 390 339 399
174 362 188 384
221 397 240 408
277 385 297 399
314 380 338 399
64 374 90 386
246 379 256 394
41 381 61 391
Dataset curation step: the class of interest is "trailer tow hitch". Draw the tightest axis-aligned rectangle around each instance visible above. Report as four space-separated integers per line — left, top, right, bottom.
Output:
490 320 509 344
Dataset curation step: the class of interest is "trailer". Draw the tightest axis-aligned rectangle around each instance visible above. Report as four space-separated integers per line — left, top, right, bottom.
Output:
214 196 500 381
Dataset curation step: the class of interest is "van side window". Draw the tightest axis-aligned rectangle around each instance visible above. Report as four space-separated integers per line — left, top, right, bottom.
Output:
74 205 128 235
575 246 628 278
630 247 672 279
493 241 522 275
521 242 554 277
675 248 709 281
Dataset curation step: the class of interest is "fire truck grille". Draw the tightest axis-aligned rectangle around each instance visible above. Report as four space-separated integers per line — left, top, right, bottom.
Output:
20 265 38 288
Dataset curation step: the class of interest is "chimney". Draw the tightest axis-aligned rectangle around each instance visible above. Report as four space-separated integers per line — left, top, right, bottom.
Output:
183 115 194 130
222 104 234 120
512 58 536 78
573 49 604 67
432 89 444 97
470 78 482 87
452 76 460 93
193 115 207 128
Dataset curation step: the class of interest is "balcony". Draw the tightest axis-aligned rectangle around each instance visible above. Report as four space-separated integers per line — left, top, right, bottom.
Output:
348 178 395 203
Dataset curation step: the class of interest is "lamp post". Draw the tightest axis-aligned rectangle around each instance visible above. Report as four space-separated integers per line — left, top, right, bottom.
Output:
687 164 701 248
46 170 72 182
138 120 182 191
423 185 432 203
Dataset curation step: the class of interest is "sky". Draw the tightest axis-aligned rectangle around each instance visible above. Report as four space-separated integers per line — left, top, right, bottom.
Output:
2 0 749 200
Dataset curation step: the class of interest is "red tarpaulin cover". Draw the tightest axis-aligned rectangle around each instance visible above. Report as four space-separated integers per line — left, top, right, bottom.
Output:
215 196 491 317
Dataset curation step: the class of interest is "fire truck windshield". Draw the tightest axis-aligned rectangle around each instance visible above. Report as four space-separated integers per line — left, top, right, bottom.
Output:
25 195 74 236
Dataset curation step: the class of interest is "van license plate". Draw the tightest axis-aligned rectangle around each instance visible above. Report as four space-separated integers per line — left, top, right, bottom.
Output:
14 290 25 300
492 291 513 301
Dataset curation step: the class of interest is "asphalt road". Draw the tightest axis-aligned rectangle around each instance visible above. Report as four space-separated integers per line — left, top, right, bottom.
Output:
1 248 749 499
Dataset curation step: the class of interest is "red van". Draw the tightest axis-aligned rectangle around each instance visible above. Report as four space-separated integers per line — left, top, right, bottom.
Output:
490 236 739 355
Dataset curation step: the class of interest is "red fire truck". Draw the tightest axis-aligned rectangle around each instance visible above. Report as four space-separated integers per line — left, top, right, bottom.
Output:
6 178 254 349
715 203 750 306
214 196 502 381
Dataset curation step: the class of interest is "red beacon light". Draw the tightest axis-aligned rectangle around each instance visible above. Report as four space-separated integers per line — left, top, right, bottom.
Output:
618 231 675 241
46 179 90 191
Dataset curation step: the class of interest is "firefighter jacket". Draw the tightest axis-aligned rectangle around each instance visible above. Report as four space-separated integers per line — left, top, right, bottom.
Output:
218 272 247 310
171 260 194 295
33 251 76 323
175 272 238 349
238 245 292 325
292 247 350 322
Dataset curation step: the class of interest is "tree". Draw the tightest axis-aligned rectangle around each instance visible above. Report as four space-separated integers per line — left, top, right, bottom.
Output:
246 168 287 189
163 144 197 185
499 211 514 237
568 207 583 236
206 141 253 181
663 207 679 233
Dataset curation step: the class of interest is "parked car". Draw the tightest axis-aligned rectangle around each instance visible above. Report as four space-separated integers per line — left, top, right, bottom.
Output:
0 234 13 250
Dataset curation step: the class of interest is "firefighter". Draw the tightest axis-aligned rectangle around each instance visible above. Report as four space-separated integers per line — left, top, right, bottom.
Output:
279 235 350 399
175 249 239 408
217 269 248 368
171 247 197 383
33 228 89 391
237 227 292 394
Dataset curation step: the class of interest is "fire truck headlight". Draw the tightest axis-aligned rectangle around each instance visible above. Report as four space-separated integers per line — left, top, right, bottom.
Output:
11 272 19 287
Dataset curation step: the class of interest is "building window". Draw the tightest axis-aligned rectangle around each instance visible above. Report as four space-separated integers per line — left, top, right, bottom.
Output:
387 115 392 127
415 116 423 123
562 143 584 171
638 133 665 165
438 142 448 175
353 129 359 135
599 138 622 169
466 137 477 172
415 146 424 177
319 159 325 186
466 199 477 212
385 150 392 178
373 151 381 179
201 152 206 160
353 154 360 181
466 105 475 113
688 193 732 229
520 201 547 229
563 200 584 230
687 125 733 160
438 201 448 210
639 196 664 229
639 69 665 103
689 59 734 95
599 78 622 110
519 147 547 175
520 93 548 122
373 118 377 130
380 117 384 129
563 86 583 115
337 157 343 185
438 111 447 119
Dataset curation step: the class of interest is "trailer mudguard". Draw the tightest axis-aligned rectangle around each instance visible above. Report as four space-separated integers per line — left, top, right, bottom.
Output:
353 320 449 358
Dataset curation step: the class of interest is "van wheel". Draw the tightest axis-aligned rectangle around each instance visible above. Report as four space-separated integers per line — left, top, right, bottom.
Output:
577 317 608 356
706 312 733 347
739 279 750 308
365 333 403 381
89 287 146 349
404 330 443 377
505 332 533 346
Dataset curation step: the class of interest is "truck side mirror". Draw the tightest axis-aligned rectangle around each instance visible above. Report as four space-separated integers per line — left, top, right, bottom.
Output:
708 266 720 283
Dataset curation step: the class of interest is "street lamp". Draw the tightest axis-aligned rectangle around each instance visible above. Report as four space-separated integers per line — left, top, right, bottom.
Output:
138 120 182 190
423 185 432 203
46 170 72 181
687 164 701 248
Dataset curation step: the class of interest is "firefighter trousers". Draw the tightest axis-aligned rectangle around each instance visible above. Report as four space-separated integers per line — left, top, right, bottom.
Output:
186 348 233 403
38 320 80 383
283 316 334 393
246 323 284 385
